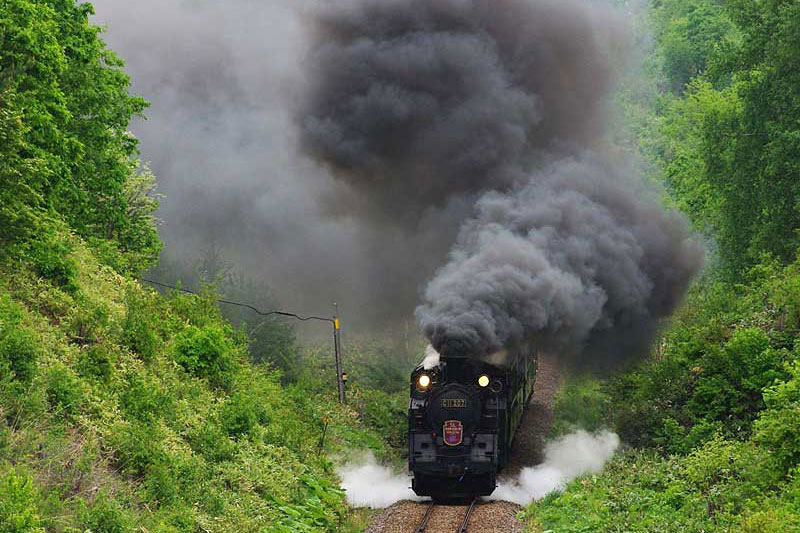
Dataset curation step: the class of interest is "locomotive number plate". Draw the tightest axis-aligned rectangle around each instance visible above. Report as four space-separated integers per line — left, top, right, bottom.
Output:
441 398 466 408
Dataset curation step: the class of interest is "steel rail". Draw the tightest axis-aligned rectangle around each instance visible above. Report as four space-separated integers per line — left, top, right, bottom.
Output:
414 501 436 533
457 498 477 533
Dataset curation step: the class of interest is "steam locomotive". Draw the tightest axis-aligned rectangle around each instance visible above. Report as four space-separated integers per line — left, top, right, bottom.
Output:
408 345 537 500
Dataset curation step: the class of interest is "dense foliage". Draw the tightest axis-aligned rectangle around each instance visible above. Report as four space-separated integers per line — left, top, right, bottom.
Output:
648 0 800 275
0 0 159 271
0 3 405 531
525 1 800 530
0 244 401 531
5 0 800 531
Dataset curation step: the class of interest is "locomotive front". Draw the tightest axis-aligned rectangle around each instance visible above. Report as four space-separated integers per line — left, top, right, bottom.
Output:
408 349 510 500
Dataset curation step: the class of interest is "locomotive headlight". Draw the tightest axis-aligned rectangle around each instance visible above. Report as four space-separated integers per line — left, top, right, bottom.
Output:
417 374 431 390
478 374 490 388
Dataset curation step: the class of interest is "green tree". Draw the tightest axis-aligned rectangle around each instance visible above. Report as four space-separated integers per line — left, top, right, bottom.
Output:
705 0 800 274
0 0 159 269
651 0 734 94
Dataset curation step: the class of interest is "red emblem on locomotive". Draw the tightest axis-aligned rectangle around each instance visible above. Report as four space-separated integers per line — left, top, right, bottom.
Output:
443 420 463 446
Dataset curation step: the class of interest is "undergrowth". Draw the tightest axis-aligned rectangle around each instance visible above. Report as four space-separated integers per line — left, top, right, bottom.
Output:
0 236 399 532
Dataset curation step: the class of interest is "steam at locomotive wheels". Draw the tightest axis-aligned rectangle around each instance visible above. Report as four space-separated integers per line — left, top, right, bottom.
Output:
409 345 537 500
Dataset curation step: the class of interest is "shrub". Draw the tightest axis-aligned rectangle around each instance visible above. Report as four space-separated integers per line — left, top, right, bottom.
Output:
753 361 800 472
25 234 79 294
351 388 407 449
736 508 800 533
148 504 196 533
687 328 784 431
684 436 782 515
0 327 39 384
0 297 39 384
186 421 235 462
551 377 611 436
143 460 179 507
78 494 134 533
612 323 789 452
121 288 160 362
0 468 44 533
118 371 173 423
67 300 110 347
44 365 83 418
76 346 115 383
107 421 166 479
172 325 238 389
220 390 269 438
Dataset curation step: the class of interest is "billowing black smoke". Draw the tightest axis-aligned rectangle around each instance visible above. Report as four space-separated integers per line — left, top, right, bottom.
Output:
416 155 703 365
301 0 702 366
301 0 619 225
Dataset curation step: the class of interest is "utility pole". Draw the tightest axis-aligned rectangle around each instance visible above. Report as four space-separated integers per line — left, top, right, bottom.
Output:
333 303 346 404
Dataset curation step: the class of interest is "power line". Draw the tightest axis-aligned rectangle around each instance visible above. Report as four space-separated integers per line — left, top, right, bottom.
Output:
138 278 334 324
138 277 347 404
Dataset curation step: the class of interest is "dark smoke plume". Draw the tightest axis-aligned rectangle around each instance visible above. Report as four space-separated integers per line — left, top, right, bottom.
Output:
92 0 701 354
301 0 702 365
300 0 621 224
416 155 703 365
90 0 457 327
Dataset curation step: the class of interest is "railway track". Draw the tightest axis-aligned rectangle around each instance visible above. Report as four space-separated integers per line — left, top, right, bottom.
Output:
414 499 477 533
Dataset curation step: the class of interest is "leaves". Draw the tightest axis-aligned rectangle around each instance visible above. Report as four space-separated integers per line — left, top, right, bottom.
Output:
0 0 159 268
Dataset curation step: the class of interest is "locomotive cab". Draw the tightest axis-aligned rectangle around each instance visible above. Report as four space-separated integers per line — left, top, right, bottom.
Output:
408 346 536 500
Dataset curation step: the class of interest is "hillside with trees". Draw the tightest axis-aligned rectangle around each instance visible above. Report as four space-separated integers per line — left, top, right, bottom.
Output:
525 0 800 530
0 1 407 531
3 0 800 532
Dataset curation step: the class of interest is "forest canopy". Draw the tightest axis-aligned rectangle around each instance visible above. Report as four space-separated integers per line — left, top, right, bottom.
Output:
0 0 159 271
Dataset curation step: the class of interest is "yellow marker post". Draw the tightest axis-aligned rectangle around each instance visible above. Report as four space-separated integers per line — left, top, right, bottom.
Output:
333 304 345 404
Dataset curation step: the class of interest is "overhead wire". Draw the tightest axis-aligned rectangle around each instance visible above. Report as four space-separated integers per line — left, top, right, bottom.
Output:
138 278 335 324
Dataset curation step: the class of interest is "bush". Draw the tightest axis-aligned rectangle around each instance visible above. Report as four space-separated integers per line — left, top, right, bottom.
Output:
753 361 800 472
523 450 713 532
351 388 407 449
143 460 180 507
684 436 782 515
118 371 173 423
107 421 166 479
611 289 790 452
76 346 115 383
687 328 784 431
25 234 79 294
66 299 110 347
186 421 234 462
0 468 44 533
220 390 270 438
121 288 160 362
44 365 83 418
0 328 39 384
551 377 611 436
172 325 238 389
78 494 134 533
736 509 800 533
0 296 39 384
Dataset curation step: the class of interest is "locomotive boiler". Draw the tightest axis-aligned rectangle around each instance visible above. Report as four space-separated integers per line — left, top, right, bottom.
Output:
408 346 537 500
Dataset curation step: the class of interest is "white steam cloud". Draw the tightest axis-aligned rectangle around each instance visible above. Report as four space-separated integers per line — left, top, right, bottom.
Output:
337 453 422 508
492 430 620 505
339 431 618 508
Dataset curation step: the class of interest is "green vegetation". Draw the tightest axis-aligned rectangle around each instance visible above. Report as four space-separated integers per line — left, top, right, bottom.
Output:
5 0 800 531
0 235 403 531
0 2 406 531
525 1 800 530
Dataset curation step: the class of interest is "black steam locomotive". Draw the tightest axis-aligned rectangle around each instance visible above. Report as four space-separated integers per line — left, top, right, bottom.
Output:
408 346 537 500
